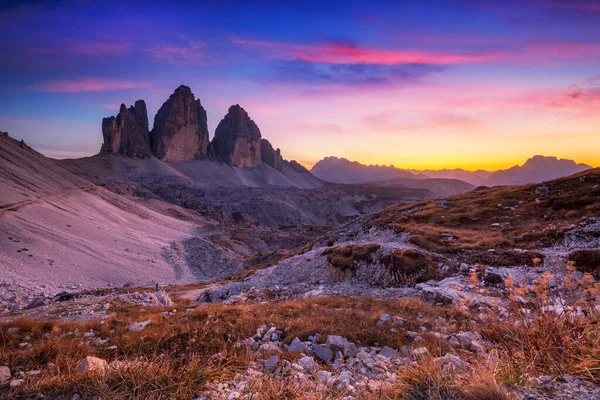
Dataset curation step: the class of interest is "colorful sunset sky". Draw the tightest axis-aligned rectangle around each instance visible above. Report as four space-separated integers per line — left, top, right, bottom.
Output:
0 0 599 170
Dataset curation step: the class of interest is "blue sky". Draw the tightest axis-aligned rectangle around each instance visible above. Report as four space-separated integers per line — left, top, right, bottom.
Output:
0 0 599 169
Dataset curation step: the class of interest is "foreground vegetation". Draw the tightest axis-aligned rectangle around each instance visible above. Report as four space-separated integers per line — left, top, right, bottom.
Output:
1 264 599 399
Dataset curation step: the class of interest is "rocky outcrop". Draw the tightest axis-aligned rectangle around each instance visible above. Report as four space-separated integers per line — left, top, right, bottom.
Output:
260 139 284 171
101 101 150 159
212 105 262 168
150 85 210 162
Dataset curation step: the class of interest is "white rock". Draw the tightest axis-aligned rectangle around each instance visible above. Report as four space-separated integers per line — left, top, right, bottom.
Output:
412 347 431 358
9 379 23 388
126 319 151 332
76 356 109 374
0 366 11 384
297 356 318 374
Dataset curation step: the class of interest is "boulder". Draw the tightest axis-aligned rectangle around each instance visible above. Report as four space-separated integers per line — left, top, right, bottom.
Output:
151 85 210 162
76 356 109 374
212 105 262 167
101 101 151 158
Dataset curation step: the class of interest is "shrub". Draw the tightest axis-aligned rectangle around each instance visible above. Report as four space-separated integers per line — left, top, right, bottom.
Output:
569 249 600 279
381 248 439 285
322 243 381 271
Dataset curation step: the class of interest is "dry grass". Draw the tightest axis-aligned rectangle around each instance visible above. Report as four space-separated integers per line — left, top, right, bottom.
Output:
322 243 381 271
482 264 600 383
380 248 440 285
367 168 600 261
0 296 469 399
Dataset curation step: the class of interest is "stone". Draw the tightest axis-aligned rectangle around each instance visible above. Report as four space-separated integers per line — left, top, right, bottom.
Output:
313 344 333 363
0 366 11 384
297 356 318 374
434 353 467 373
260 139 285 171
378 346 398 359
288 337 307 352
76 356 109 374
101 101 151 158
343 342 359 358
25 296 49 309
336 370 353 386
151 85 210 162
377 313 391 325
325 335 348 352
9 379 23 388
212 105 262 167
412 347 431 358
259 342 280 353
126 319 151 332
264 355 279 372
5 327 19 335
539 375 553 383
316 370 332 382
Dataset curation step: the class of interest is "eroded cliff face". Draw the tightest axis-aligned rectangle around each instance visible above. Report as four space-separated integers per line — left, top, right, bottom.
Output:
101 101 151 159
151 85 210 162
212 105 262 168
98 87 309 173
260 139 285 171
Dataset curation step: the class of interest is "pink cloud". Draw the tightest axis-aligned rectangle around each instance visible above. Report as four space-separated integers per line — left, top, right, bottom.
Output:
233 38 506 65
30 79 151 93
363 113 482 132
235 37 600 67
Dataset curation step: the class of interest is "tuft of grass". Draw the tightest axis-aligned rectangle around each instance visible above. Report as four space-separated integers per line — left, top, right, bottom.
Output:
322 243 381 271
381 248 439 285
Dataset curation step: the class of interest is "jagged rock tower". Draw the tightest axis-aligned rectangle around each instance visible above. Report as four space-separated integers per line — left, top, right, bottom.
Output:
212 105 262 168
150 85 210 162
100 101 150 159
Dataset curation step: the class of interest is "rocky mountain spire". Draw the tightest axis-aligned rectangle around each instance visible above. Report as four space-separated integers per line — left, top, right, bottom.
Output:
260 139 284 171
101 100 151 159
150 85 210 162
212 105 262 168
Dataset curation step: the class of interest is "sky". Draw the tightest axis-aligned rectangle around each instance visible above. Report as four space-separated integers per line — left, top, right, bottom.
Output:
0 0 599 171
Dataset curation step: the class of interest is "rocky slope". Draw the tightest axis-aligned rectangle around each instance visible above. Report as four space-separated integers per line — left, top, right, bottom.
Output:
0 132 205 303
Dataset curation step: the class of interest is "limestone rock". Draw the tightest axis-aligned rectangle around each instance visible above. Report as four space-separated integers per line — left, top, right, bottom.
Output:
212 105 262 167
101 101 151 158
76 356 109 374
151 85 210 162
260 139 284 171
0 366 11 384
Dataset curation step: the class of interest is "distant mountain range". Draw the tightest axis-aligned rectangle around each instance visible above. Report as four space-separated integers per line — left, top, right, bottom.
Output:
311 156 592 187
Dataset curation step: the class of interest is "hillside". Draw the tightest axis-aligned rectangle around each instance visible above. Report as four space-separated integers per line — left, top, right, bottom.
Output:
0 132 203 299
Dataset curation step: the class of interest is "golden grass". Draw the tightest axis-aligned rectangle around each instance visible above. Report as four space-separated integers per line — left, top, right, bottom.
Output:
367 168 600 259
